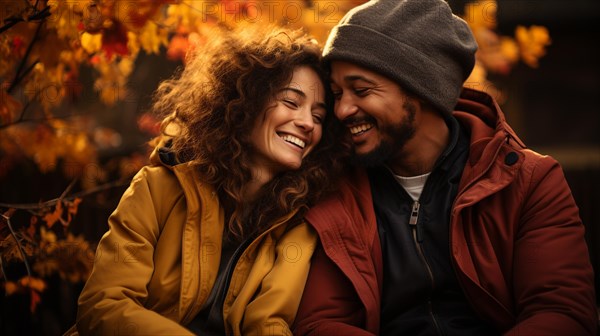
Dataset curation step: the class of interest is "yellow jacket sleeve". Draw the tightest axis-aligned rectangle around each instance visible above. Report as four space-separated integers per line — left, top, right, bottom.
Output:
75 167 193 335
239 223 317 336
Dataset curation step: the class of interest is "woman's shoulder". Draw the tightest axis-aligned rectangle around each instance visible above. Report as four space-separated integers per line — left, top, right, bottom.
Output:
132 165 179 188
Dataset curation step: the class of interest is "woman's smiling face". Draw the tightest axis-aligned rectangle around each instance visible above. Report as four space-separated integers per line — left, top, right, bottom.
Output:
249 66 327 177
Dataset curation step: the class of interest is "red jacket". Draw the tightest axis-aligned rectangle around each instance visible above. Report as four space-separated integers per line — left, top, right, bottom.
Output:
294 89 597 336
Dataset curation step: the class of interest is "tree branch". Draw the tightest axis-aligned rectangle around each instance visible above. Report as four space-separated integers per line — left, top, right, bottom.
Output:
0 178 132 211
7 19 43 94
0 5 50 34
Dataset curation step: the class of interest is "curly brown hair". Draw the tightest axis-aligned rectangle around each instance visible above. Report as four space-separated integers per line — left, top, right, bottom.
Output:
152 25 348 240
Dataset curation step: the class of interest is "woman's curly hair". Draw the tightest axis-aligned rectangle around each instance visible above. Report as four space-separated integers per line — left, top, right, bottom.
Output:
152 25 348 240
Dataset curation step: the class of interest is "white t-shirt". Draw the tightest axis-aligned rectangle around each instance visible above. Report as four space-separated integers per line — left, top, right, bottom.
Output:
388 168 431 201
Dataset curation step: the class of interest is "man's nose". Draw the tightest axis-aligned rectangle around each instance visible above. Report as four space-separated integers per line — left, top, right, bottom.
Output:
334 94 358 121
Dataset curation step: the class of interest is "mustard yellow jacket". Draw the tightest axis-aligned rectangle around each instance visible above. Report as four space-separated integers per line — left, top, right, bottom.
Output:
73 160 317 335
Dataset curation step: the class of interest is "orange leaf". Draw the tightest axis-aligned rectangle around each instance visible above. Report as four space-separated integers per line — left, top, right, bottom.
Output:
43 201 63 229
67 198 82 216
4 281 18 295
65 197 82 224
0 92 22 126
166 34 189 62
19 276 47 292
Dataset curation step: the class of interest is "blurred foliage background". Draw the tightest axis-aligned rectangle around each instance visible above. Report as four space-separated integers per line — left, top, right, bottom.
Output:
0 1 598 334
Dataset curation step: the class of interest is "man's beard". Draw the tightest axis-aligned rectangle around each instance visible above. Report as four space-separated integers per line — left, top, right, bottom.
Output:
352 100 417 167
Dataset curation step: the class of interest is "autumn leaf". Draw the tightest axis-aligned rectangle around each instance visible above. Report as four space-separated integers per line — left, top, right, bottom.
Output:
40 226 57 247
65 198 83 224
19 276 47 292
101 22 129 59
137 113 161 136
27 216 38 239
81 32 103 54
30 289 41 313
0 91 23 126
43 201 63 229
81 0 106 34
2 275 47 313
33 233 94 283
0 236 23 262
119 0 168 31
4 281 18 295
500 37 520 64
0 208 17 241
137 21 169 55
166 33 188 61
515 25 551 68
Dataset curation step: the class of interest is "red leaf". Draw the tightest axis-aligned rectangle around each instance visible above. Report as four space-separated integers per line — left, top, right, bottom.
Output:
101 22 129 59
29 289 41 313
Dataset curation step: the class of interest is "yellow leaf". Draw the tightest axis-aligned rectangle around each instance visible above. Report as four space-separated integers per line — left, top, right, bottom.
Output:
137 21 169 55
500 37 519 63
515 25 551 68
40 226 57 246
463 0 497 30
81 32 103 54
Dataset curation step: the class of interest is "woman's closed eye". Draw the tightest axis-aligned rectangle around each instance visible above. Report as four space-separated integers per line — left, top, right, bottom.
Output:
282 99 299 109
312 113 324 124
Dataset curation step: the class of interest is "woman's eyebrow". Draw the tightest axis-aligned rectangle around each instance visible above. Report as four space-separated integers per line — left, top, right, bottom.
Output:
280 87 306 98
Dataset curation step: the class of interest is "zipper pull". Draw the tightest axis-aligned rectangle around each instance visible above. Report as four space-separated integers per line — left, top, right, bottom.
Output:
409 201 424 242
409 201 420 226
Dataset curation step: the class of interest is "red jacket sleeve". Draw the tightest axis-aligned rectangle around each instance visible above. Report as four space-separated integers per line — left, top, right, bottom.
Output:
506 155 597 336
293 245 375 336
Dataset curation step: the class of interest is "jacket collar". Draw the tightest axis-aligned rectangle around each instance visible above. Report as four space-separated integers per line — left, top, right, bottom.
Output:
450 89 526 326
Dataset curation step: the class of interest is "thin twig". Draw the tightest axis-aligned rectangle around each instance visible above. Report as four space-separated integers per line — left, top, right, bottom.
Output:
23 0 35 10
0 113 84 130
2 214 32 278
0 256 7 282
13 58 41 88
8 22 43 94
0 5 50 34
59 178 79 200
0 178 132 210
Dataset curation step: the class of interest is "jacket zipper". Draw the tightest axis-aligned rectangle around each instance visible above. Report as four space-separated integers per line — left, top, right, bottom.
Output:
409 201 443 336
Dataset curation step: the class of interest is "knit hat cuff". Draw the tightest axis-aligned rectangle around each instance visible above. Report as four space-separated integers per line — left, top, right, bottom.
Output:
323 23 465 115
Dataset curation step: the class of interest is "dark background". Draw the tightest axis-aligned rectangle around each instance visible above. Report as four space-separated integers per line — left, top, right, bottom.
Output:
470 0 600 294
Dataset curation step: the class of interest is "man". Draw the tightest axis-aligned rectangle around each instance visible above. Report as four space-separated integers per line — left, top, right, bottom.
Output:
293 0 597 335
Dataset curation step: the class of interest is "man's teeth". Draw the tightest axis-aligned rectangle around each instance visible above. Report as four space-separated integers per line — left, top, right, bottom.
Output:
350 124 374 135
281 134 306 149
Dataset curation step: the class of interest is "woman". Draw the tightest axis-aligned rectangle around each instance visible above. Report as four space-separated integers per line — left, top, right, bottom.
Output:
72 25 344 335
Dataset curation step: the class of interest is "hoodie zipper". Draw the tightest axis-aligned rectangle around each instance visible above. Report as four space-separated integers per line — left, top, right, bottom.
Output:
409 200 443 336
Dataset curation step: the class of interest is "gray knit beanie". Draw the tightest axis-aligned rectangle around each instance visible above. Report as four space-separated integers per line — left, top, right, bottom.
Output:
323 0 477 115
